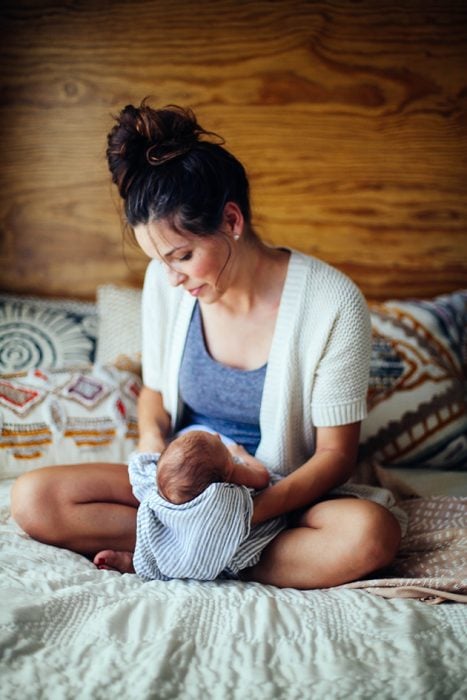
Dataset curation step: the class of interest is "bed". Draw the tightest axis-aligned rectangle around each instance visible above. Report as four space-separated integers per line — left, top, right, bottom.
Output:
1 0 466 695
1 279 466 699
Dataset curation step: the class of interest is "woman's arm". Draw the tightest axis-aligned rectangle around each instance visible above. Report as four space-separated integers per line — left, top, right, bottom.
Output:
251 423 360 525
137 385 172 453
226 443 270 489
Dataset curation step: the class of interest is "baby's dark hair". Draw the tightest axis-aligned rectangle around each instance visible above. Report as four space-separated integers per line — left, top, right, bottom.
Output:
157 431 229 504
106 99 251 234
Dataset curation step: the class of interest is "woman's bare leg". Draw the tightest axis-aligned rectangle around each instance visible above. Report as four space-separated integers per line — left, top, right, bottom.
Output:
243 498 401 589
11 463 138 555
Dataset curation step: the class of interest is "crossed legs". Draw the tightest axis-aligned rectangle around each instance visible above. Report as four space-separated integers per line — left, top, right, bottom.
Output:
243 498 402 588
11 466 401 588
11 463 138 555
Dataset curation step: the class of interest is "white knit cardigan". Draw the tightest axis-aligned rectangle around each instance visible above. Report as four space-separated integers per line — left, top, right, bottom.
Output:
142 249 372 477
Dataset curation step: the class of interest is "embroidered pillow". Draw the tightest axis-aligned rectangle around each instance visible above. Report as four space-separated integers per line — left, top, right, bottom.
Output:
96 285 142 372
0 365 140 479
0 294 97 373
360 291 467 469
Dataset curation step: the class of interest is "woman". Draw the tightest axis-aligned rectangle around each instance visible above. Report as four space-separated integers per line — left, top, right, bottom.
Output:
11 101 401 588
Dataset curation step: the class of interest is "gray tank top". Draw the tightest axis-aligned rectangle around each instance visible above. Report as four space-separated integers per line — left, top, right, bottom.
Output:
178 304 266 455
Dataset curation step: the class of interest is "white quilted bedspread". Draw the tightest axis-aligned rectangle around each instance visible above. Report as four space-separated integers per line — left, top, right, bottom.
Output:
1 480 466 700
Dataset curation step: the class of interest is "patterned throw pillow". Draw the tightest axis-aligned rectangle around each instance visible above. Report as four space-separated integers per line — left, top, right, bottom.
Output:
96 285 142 372
0 294 97 373
360 291 467 469
0 365 140 479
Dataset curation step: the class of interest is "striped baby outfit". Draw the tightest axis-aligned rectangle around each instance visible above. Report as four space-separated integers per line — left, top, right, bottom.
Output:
128 452 286 581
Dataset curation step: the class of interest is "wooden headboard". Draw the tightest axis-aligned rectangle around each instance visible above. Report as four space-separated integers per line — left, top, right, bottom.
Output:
1 0 466 301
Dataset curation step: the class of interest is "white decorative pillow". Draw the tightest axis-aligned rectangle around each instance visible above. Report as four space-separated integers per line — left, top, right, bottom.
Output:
361 291 467 469
96 285 142 372
0 293 97 373
0 365 140 479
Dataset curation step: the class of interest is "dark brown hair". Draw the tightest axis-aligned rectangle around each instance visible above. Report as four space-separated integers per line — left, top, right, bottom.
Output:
106 99 251 234
157 431 228 504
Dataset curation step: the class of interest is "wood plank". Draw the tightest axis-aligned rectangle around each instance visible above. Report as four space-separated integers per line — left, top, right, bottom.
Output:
0 0 466 300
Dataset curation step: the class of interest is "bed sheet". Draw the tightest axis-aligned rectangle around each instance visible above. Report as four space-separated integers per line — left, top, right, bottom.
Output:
1 480 466 700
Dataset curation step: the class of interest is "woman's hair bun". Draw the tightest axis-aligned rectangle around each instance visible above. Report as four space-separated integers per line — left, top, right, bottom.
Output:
106 98 251 232
107 99 223 198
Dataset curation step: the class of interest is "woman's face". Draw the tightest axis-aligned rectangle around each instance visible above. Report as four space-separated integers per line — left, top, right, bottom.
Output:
134 215 238 304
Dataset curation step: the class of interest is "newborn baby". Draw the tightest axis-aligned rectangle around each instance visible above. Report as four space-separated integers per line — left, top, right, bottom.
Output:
157 428 269 503
94 428 286 580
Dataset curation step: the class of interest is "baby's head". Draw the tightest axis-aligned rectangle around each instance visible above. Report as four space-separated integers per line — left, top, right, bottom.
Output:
157 431 235 505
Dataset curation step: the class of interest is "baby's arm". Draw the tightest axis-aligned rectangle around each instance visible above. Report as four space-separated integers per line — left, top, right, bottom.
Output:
226 444 270 489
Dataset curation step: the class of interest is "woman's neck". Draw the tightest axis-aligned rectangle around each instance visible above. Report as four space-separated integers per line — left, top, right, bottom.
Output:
215 239 290 316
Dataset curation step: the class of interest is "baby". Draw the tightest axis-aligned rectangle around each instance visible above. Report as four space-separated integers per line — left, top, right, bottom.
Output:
157 428 270 504
94 428 285 580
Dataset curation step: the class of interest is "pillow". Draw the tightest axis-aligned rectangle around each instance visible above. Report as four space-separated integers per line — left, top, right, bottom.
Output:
0 365 140 479
96 285 142 372
0 293 97 373
88 285 467 470
360 290 467 469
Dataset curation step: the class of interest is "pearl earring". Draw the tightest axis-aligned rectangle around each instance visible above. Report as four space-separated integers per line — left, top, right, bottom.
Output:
233 233 240 241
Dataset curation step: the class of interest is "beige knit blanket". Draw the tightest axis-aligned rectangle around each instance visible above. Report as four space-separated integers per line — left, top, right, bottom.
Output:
343 494 467 603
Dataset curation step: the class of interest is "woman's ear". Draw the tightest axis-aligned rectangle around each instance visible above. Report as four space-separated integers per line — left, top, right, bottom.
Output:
223 201 244 240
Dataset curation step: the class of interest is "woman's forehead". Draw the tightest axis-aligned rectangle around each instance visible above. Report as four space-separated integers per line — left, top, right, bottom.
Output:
134 219 193 258
147 220 189 247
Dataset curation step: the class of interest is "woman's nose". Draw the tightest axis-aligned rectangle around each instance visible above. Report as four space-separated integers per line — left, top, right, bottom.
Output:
166 266 187 287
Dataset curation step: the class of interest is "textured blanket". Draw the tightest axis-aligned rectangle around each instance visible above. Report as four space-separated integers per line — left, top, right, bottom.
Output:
1 482 466 699
345 496 467 603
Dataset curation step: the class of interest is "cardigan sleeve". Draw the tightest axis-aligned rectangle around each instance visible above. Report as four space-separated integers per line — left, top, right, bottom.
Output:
311 279 372 427
141 260 194 426
141 260 165 392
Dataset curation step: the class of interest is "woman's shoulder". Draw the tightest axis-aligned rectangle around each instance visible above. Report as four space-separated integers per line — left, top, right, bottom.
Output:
143 259 184 302
144 258 168 288
287 249 366 308
142 259 195 342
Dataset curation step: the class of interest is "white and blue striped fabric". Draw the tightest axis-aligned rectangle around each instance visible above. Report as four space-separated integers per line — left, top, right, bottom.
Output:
128 452 286 581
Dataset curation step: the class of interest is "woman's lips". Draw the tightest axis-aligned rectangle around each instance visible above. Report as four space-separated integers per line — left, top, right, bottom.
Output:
188 285 205 297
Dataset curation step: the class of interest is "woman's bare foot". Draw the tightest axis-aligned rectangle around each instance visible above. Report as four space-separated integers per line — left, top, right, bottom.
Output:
93 549 135 574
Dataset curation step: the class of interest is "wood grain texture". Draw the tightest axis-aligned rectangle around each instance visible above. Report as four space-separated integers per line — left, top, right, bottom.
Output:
0 0 466 300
